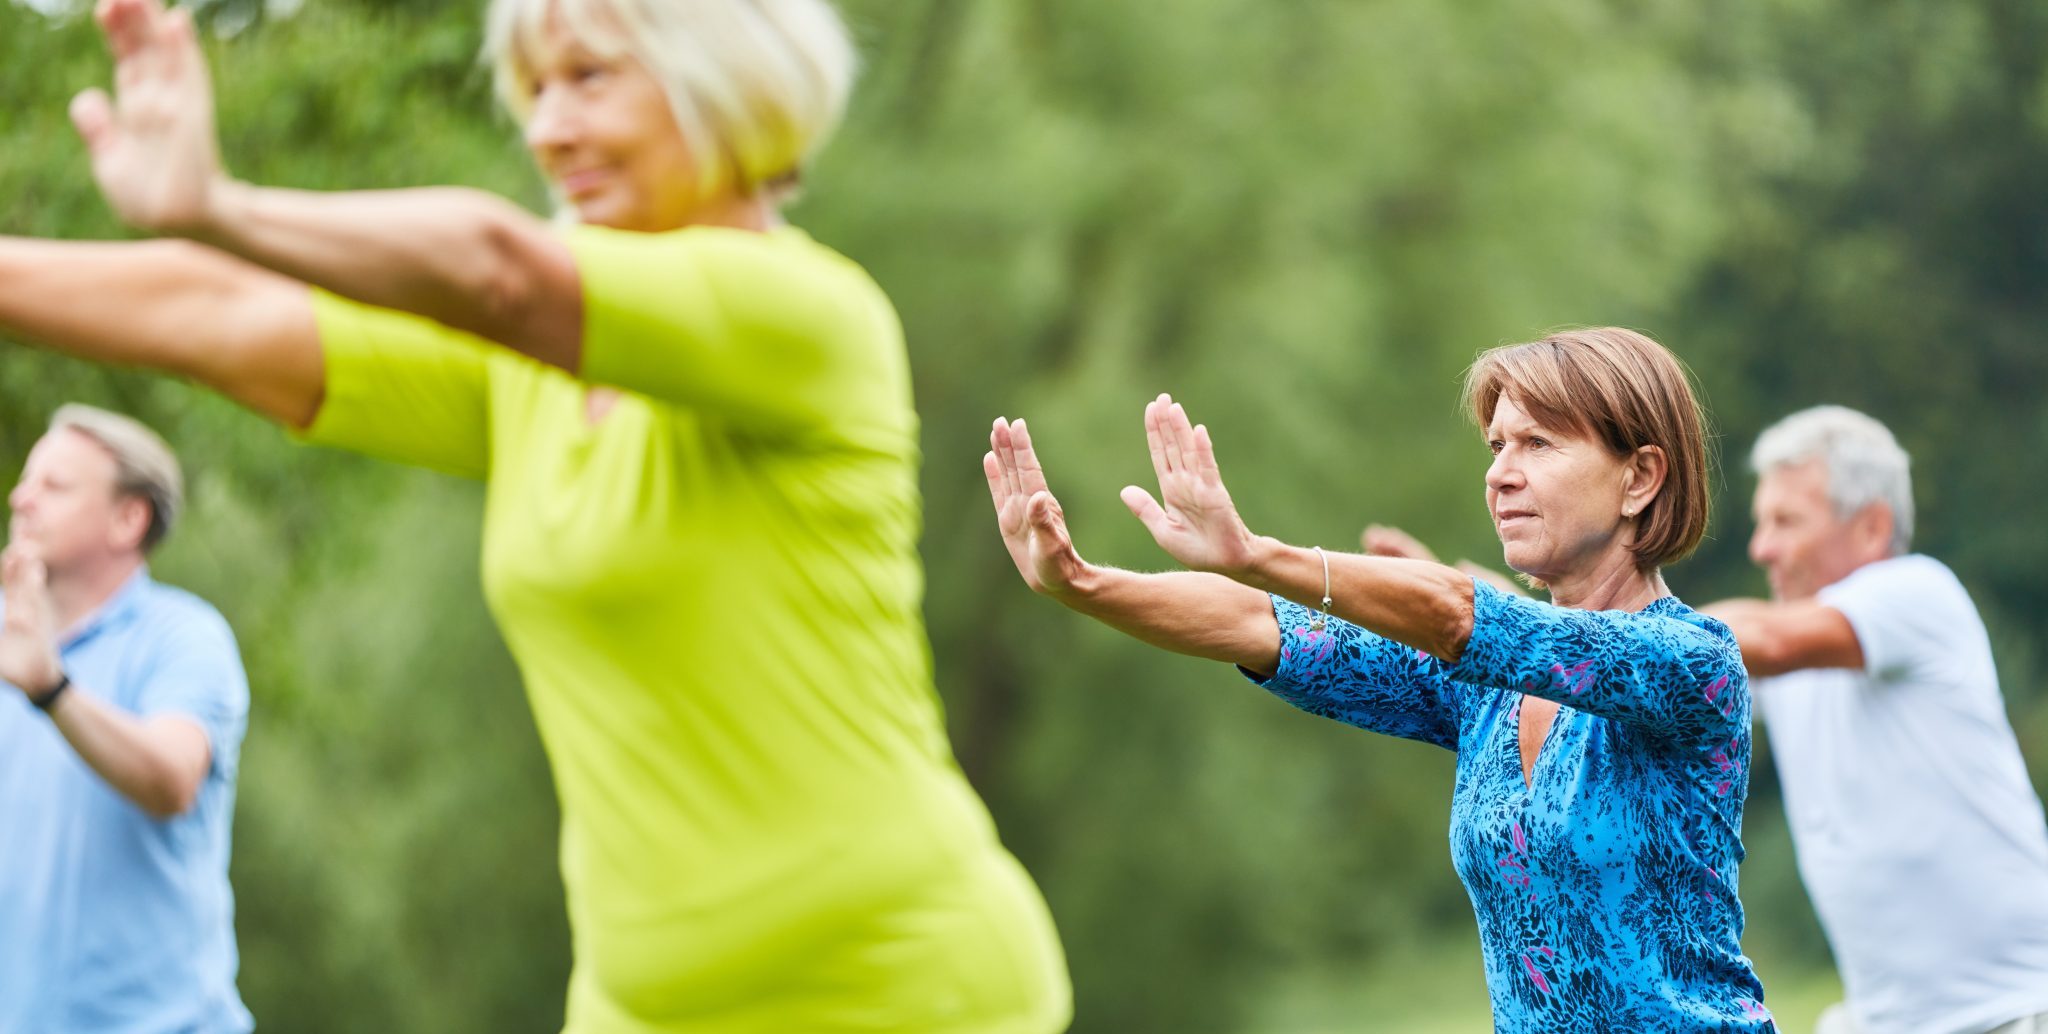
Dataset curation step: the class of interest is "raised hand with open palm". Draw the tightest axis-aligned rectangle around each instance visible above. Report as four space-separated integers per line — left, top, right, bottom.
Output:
1118 394 1262 576
70 0 228 235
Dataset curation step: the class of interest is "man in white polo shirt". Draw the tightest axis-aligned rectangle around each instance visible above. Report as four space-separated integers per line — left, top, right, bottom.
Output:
1707 405 2048 1034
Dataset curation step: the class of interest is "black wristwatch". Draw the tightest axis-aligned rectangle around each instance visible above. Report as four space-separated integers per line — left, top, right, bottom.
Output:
29 671 71 713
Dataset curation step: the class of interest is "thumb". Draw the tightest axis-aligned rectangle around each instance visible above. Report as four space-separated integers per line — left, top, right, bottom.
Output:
70 89 115 155
1026 491 1081 561
1025 491 1064 540
1120 484 1169 533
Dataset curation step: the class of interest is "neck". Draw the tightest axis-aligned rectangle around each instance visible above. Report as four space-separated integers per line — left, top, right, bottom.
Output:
679 192 781 233
1544 549 1667 612
47 554 144 633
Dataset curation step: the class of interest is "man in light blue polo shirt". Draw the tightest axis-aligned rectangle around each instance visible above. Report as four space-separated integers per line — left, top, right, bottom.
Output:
0 404 252 1034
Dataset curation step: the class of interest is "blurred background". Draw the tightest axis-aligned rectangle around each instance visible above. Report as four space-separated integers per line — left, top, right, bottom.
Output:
3 0 2045 1029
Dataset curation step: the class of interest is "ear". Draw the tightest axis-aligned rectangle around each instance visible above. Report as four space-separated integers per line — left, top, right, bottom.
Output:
1620 445 1669 518
1848 502 1895 561
109 494 153 554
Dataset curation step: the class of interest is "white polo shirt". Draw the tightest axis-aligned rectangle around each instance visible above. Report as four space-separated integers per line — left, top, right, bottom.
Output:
1757 554 2048 1034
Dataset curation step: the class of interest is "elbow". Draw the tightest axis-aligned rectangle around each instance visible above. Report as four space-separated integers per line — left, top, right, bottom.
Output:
137 767 205 820
476 206 581 369
1426 579 1477 662
142 786 200 821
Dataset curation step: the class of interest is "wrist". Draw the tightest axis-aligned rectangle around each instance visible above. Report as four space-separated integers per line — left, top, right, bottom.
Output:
191 177 251 243
29 670 71 713
1046 561 1105 607
1236 535 1293 588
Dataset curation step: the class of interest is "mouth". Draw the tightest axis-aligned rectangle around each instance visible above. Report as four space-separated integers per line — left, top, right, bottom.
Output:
1494 510 1536 528
555 167 612 200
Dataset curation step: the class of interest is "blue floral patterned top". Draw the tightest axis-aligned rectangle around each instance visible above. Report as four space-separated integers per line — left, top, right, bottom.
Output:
1248 581 1774 1032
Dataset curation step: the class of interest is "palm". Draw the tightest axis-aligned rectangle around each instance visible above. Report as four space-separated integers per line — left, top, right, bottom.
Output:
1121 395 1257 574
0 548 60 695
72 0 223 234
984 418 1086 597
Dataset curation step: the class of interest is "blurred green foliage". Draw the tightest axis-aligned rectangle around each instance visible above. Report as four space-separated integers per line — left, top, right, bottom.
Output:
1 0 2043 1030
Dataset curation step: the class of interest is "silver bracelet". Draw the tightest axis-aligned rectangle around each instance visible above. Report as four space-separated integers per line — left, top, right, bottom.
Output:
1310 546 1333 632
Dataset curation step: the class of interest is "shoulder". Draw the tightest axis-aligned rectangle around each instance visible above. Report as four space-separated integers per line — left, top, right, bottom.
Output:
569 224 888 297
1820 554 1975 616
134 581 241 654
1630 596 1746 671
1645 595 1737 640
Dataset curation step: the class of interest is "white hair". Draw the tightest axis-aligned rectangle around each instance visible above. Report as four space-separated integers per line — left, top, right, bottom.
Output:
49 403 185 554
485 0 857 204
1749 404 1914 555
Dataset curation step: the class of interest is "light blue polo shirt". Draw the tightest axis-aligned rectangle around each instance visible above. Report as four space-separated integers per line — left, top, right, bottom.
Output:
0 568 253 1034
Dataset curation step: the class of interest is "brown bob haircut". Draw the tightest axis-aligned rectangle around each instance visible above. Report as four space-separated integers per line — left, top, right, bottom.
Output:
1462 327 1712 571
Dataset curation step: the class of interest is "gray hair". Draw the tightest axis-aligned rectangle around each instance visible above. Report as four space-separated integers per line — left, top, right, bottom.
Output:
1749 404 1913 555
49 404 184 554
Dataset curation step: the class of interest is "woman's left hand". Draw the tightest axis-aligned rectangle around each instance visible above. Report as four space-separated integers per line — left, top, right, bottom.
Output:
70 0 228 236
1121 394 1262 577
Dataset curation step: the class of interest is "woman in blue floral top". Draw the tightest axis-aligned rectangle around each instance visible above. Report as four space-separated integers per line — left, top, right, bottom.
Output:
984 327 1774 1032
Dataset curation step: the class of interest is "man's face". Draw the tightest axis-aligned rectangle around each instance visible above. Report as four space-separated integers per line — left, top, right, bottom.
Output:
7 429 146 574
1748 460 1871 600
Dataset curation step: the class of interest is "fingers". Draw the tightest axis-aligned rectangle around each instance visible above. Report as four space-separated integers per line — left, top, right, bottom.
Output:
989 418 1015 500
99 0 168 68
0 544 45 595
1007 418 1050 496
1144 397 1168 483
1189 422 1220 478
1156 395 1185 474
983 449 1007 510
1145 393 1196 493
1363 524 1436 562
69 90 115 154
990 416 1053 505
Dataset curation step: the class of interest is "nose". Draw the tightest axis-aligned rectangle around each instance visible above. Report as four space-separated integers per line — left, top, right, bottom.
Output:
524 85 576 156
1485 449 1523 497
6 481 29 514
1748 526 1774 567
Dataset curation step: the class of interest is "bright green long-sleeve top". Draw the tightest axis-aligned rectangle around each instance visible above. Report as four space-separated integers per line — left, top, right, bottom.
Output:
302 224 1070 1034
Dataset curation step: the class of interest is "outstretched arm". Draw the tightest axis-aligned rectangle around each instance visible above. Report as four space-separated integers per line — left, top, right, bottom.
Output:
985 418 1280 673
1698 597 1863 677
1120 395 1476 660
74 0 582 370
0 237 320 427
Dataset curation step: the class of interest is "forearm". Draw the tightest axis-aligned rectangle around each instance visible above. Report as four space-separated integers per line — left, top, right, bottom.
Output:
1057 567 1282 674
0 236 322 426
43 687 210 819
1698 597 1860 677
1240 540 1476 661
201 183 581 368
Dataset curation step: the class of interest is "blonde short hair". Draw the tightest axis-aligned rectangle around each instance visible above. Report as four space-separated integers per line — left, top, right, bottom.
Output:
1462 328 1713 571
485 0 857 203
49 404 184 554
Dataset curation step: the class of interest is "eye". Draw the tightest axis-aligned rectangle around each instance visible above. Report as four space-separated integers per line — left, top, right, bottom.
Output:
1528 436 1550 451
1488 439 1505 455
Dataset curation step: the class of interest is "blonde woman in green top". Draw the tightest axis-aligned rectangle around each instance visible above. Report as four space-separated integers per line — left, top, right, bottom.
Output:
0 0 1071 1030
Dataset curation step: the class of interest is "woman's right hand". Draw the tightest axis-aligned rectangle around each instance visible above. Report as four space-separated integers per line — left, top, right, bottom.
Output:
985 418 1092 599
71 0 229 236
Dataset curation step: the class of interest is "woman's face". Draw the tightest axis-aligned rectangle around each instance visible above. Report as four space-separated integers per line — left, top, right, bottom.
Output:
521 19 703 232
1483 395 1645 583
